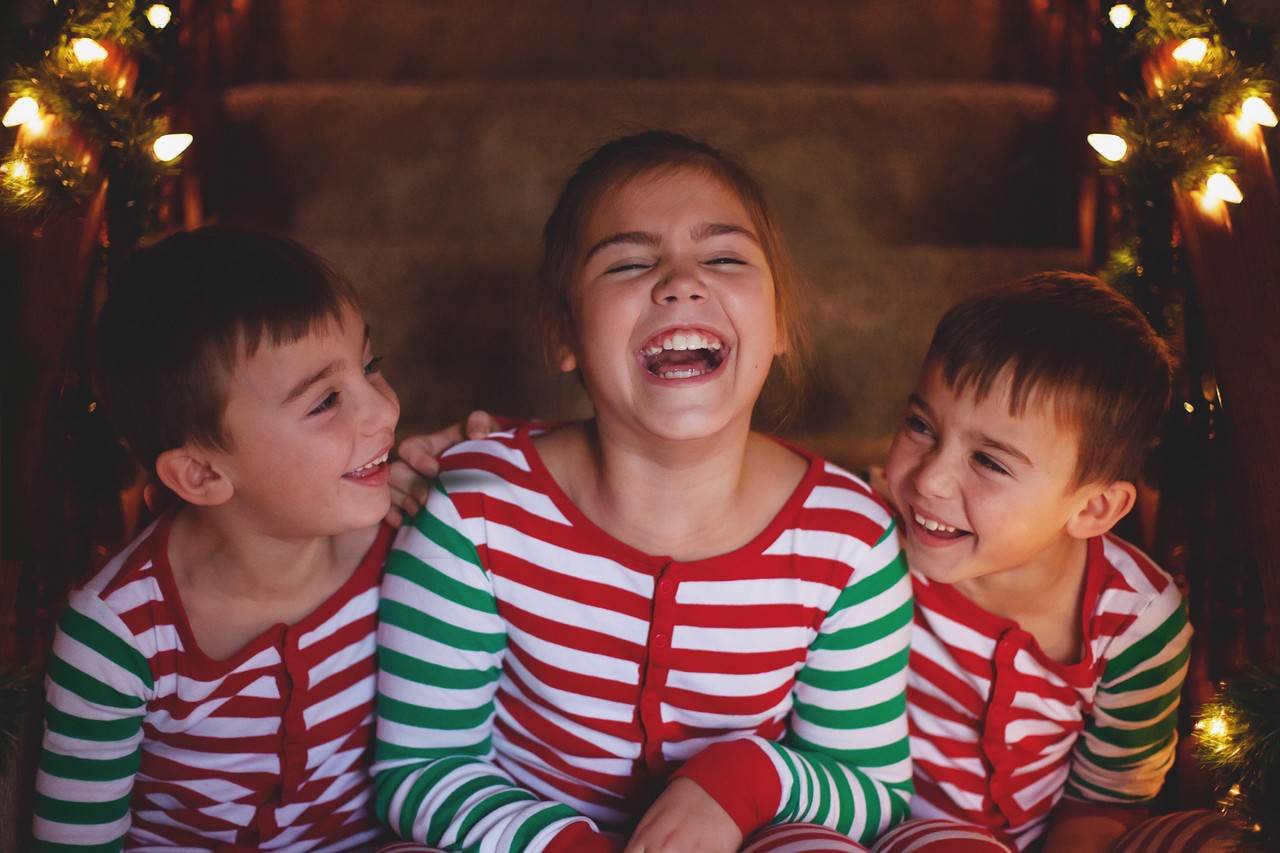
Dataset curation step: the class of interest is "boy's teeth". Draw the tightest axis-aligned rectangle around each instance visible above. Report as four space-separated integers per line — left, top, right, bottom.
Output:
914 511 958 533
351 452 389 474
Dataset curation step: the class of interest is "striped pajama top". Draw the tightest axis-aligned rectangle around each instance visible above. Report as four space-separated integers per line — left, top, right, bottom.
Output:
33 515 393 851
906 534 1190 849
373 426 915 851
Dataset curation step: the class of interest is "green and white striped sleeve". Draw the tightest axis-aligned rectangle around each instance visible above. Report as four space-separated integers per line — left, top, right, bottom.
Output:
373 480 603 852
1066 583 1190 803
33 591 154 851
676 523 915 844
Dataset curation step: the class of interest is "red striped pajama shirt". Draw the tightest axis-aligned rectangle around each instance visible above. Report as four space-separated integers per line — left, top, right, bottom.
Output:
905 534 1190 849
33 515 393 851
374 426 915 851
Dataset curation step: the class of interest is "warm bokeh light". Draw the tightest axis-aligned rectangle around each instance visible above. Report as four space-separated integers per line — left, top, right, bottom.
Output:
152 132 193 162
71 38 109 64
1172 38 1209 64
1087 133 1128 162
1205 173 1243 205
1108 4 1135 29
1242 96 1278 127
145 4 173 29
2 96 39 128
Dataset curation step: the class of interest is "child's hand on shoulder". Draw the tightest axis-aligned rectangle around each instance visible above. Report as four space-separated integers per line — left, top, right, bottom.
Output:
624 777 741 853
384 410 498 527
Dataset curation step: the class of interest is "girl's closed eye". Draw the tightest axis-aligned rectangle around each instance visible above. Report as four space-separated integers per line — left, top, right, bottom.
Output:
364 355 384 376
704 255 746 266
605 260 653 274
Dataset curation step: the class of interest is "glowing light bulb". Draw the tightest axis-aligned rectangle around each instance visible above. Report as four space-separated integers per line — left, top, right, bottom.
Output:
1087 133 1128 162
1172 38 1208 64
2 96 39 127
1205 173 1243 205
145 3 172 29
1229 784 1242 796
152 132 193 161
8 159 30 180
1183 401 1195 414
72 38 109 64
1109 4 1135 29
1242 96 1277 127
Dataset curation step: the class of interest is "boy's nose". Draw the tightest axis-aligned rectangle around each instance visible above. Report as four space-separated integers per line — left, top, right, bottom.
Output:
913 451 957 500
360 382 400 435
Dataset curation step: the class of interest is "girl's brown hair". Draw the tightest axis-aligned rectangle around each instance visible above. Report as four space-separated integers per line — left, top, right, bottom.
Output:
537 131 810 399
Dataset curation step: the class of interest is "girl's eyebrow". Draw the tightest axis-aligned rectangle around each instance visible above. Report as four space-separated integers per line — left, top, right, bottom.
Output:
690 222 759 244
584 231 660 262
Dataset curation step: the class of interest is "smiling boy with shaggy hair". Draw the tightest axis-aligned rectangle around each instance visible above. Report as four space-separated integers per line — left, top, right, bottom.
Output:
876 272 1223 852
33 228 401 850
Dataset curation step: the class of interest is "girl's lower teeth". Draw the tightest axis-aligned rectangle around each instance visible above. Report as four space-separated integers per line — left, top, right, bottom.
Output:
661 368 705 379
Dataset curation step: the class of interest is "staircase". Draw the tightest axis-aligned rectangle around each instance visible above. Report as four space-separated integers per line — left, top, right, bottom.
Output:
211 0 1084 469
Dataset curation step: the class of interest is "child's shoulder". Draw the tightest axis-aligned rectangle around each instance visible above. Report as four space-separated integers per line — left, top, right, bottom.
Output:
773 444 898 550
1092 532 1182 609
74 516 169 612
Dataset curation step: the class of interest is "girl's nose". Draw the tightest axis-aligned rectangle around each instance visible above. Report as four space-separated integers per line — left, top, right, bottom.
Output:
652 263 707 305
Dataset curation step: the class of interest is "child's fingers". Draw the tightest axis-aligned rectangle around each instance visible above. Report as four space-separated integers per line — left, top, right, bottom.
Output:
465 409 498 439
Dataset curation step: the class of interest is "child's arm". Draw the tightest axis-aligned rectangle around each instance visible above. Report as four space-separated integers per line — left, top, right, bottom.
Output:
666 522 915 846
1042 576 1191 852
373 478 611 852
32 592 153 850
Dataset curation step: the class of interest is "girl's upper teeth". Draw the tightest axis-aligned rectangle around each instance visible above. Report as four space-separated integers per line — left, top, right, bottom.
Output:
642 331 724 356
914 512 958 533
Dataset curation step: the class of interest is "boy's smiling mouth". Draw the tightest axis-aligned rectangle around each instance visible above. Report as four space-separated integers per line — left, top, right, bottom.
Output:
638 327 728 380
910 505 972 544
344 448 391 482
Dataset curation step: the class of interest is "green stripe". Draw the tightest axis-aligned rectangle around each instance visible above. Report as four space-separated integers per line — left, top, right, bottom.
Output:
796 648 910 691
374 763 417 824
508 803 582 851
386 551 498 615
379 694 492 731
59 609 153 690
43 705 141 743
1103 606 1187 682
1086 711 1178 750
455 788 536 846
785 732 910 767
793 695 906 730
1102 684 1181 723
398 755 474 839
854 767 882 842
46 656 144 710
380 599 506 653
379 647 501 690
1066 769 1152 802
1075 734 1171 770
826 553 907 617
1110 646 1189 694
375 738 491 763
39 748 140 783
427 775 502 844
411 487 484 569
811 599 913 651
34 792 131 825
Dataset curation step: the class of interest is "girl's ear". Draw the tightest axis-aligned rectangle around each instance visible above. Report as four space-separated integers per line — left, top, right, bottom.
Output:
557 344 578 373
1065 480 1136 540
155 446 234 507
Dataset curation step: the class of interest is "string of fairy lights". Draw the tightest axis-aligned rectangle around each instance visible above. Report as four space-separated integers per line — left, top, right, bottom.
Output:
1088 3 1278 847
1 0 192 224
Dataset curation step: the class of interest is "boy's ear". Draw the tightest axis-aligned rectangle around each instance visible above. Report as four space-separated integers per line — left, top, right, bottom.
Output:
1066 480 1136 540
155 446 234 507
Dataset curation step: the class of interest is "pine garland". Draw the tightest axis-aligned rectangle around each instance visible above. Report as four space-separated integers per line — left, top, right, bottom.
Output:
1196 666 1280 848
0 663 33 773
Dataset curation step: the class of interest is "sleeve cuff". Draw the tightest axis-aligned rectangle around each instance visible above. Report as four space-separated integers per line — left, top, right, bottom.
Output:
670 737 781 838
543 819 619 853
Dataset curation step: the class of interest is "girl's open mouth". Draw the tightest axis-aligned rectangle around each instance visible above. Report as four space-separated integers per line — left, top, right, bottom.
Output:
638 329 728 380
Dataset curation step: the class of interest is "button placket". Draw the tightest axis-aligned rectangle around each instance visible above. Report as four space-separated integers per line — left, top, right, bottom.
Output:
639 563 676 772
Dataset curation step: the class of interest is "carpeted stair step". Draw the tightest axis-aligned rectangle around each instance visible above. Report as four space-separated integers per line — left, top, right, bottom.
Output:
294 236 1084 469
252 0 1030 84
215 79 1074 248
